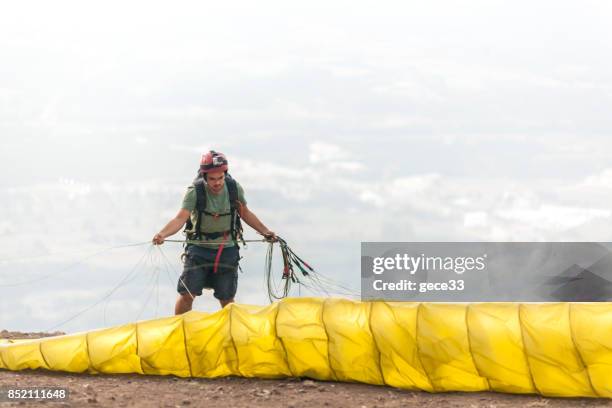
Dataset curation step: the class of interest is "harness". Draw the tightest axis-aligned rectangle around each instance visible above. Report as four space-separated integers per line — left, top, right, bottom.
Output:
183 173 245 272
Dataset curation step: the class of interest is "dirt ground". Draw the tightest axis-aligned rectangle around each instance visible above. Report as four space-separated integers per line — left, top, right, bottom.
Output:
1 332 611 408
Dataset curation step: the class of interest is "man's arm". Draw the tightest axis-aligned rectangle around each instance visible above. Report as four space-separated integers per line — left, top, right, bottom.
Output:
152 209 191 245
238 203 276 240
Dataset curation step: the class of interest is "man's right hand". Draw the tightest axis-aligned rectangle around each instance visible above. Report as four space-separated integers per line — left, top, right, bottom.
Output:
152 209 191 246
152 233 165 245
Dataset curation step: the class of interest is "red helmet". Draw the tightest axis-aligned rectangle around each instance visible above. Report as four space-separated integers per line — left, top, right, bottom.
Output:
200 150 228 174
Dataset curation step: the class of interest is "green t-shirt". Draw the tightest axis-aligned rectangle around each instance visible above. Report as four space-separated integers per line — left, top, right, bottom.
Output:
181 181 246 247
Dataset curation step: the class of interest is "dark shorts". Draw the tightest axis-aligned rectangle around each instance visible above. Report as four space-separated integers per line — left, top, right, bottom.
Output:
177 245 240 300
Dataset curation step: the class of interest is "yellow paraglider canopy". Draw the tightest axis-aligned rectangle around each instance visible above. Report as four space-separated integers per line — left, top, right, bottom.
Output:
1 298 611 398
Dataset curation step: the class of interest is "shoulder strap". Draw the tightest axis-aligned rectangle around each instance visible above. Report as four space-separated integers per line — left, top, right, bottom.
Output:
225 174 238 209
224 174 243 245
192 177 207 240
193 177 207 212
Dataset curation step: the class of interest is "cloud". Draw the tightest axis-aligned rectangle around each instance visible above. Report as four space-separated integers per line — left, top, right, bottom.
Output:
583 168 612 189
309 142 351 164
21 289 99 323
552 168 612 208
464 211 488 228
372 79 446 102
233 151 612 241
495 205 611 232
170 144 211 154
231 142 365 200
355 174 453 217
308 142 364 173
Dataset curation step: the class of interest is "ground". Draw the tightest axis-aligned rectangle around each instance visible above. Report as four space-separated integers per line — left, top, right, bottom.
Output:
1 332 611 408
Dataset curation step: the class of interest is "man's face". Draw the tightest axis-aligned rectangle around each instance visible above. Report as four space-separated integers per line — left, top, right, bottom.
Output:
206 171 225 194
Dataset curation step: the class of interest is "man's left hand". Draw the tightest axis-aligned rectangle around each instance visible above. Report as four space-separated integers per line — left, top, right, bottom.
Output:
262 230 277 242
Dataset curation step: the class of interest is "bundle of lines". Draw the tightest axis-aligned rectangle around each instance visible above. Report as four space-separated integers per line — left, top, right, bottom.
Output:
264 236 355 301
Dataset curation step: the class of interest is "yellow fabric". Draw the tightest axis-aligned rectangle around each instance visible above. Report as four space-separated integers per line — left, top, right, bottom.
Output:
466 303 535 394
0 339 47 371
230 303 291 378
183 309 237 378
418 303 489 392
137 315 191 377
1 299 611 398
520 303 597 397
39 333 89 373
87 323 143 375
370 302 433 391
570 303 612 398
276 297 332 380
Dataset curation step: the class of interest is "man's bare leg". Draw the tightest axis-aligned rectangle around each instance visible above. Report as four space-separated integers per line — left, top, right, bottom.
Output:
175 293 194 315
219 298 234 308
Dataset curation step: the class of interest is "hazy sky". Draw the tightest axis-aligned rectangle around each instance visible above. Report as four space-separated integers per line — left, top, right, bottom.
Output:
1 1 612 331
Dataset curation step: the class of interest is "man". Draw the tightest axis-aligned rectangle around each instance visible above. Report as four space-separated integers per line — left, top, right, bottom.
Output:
152 150 276 314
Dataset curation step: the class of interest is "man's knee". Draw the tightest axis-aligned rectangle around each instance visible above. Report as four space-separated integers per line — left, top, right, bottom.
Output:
219 298 234 308
175 293 196 315
178 293 195 303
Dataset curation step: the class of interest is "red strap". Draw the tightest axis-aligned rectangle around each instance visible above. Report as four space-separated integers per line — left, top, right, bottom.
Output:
213 231 229 273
